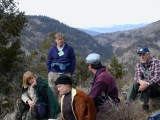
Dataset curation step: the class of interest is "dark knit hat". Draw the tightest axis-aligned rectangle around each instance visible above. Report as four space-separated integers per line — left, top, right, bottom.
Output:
55 75 72 85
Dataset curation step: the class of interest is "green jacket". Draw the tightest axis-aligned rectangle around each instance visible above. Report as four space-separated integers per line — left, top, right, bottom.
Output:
23 77 60 119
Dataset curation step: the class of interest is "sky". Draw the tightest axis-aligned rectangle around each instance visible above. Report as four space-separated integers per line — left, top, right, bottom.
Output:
17 0 160 28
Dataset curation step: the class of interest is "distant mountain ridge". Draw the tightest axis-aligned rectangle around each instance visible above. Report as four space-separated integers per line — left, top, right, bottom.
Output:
95 20 160 49
94 20 160 74
78 28 101 36
80 23 148 35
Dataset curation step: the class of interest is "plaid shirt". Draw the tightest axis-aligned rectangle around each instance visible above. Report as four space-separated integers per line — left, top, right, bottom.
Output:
134 57 160 85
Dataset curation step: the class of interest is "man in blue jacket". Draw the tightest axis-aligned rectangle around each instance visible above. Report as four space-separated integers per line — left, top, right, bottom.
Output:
47 32 76 98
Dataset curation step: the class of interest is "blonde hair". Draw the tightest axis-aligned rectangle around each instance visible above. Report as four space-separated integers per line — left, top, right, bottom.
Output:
23 71 37 88
55 32 65 40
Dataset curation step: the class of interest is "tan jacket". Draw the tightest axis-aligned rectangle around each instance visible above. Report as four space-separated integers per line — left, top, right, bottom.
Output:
21 85 38 103
61 88 96 120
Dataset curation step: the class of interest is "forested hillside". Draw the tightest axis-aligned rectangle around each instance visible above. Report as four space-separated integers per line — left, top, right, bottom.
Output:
21 16 160 75
21 15 113 60
95 20 160 75
95 20 160 55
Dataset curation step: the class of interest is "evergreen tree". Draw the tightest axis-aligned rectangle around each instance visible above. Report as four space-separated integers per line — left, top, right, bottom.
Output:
0 0 27 95
107 56 124 79
73 53 92 88
25 38 52 78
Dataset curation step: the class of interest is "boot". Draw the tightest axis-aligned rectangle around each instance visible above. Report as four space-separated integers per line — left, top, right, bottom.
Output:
16 99 29 120
15 112 22 120
142 104 149 112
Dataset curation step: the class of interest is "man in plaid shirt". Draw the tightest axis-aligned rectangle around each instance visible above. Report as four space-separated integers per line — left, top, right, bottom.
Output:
126 47 160 112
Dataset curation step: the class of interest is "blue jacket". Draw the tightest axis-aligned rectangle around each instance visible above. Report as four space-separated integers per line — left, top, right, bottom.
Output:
47 43 76 74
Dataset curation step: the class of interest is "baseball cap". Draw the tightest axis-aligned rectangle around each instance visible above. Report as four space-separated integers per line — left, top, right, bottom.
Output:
137 47 150 54
86 53 100 64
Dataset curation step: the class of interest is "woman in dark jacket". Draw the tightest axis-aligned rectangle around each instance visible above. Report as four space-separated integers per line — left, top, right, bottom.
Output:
16 71 60 120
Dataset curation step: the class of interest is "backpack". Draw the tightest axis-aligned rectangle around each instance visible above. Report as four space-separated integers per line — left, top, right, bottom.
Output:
36 102 47 119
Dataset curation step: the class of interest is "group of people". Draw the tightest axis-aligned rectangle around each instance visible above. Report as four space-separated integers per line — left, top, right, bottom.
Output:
15 31 160 120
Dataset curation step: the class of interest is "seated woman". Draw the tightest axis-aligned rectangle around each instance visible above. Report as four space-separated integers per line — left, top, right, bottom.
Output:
16 71 60 120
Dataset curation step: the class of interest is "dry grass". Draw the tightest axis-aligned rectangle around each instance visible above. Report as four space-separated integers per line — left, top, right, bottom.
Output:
87 76 160 120
97 98 148 120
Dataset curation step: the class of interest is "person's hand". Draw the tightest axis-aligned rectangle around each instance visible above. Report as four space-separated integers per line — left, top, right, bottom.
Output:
138 80 149 92
27 99 35 107
31 80 36 88
138 85 147 91
138 80 147 86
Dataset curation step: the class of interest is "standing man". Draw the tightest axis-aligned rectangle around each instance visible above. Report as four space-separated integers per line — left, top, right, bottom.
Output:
86 53 120 112
47 32 76 98
126 47 160 112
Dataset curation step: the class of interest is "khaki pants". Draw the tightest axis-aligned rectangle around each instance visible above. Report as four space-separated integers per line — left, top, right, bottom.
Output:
48 72 71 99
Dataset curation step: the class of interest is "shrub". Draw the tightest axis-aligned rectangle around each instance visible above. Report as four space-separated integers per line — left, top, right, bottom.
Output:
97 99 148 120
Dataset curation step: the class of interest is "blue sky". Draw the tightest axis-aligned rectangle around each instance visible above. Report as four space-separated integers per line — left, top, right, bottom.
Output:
18 0 160 28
